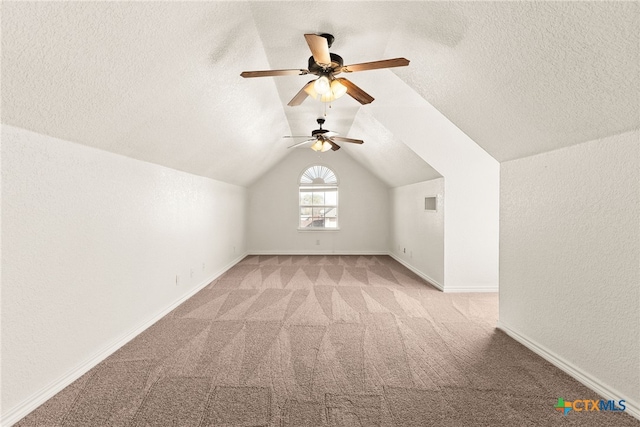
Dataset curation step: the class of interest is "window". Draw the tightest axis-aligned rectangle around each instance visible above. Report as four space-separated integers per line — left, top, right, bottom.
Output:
299 165 338 229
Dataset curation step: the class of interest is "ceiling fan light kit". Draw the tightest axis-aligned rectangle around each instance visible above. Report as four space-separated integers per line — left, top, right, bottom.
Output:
285 118 364 152
310 139 332 152
304 77 348 103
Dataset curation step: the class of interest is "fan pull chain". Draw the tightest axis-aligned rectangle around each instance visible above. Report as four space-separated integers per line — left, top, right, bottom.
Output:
323 101 333 118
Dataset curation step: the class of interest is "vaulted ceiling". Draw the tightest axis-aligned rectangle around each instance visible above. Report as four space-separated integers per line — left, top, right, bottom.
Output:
3 2 638 187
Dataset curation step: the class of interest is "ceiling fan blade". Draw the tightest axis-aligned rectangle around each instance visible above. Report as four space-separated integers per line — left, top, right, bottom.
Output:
326 139 341 151
288 81 315 106
283 136 313 139
330 136 364 145
341 58 410 73
287 138 315 149
335 78 375 105
240 69 309 78
304 34 331 66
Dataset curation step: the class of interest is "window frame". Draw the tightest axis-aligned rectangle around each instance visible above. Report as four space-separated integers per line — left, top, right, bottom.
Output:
298 165 340 231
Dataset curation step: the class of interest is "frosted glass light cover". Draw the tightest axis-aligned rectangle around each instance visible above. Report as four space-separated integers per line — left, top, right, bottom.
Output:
310 139 324 151
304 78 348 103
313 76 331 95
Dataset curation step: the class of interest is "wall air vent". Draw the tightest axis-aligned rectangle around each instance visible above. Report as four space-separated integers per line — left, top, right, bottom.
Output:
425 196 437 211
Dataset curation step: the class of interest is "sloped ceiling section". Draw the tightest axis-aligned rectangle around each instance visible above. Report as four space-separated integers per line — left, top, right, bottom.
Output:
1 2 291 187
387 1 639 160
3 2 638 186
342 110 442 187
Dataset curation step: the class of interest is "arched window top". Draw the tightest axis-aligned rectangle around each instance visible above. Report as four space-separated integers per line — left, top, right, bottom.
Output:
300 165 337 185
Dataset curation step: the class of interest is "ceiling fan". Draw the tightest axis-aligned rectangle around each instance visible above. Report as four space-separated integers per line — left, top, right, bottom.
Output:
286 118 364 152
241 33 409 106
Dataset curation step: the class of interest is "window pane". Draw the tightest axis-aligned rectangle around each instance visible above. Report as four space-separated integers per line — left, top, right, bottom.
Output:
300 192 313 205
300 207 311 227
324 218 338 228
311 218 324 228
312 192 325 205
325 191 337 205
325 207 337 218
300 166 337 185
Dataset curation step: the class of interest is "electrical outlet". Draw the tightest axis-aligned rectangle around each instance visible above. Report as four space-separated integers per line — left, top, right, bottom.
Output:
176 275 179 286
190 268 194 279
316 239 320 245
403 248 406 253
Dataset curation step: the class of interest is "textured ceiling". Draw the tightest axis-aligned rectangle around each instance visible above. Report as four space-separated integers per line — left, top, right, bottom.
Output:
388 1 640 160
2 2 290 186
2 2 638 187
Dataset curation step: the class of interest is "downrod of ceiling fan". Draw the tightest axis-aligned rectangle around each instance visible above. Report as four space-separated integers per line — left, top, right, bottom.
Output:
319 33 335 48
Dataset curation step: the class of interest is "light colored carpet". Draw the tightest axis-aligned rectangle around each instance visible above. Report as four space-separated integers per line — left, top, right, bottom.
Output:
15 255 639 426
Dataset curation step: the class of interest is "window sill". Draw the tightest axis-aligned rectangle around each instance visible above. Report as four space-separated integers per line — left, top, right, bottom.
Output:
297 228 341 232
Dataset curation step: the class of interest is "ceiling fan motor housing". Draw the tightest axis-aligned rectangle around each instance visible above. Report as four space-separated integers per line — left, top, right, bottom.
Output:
308 53 344 74
311 118 328 136
311 129 329 137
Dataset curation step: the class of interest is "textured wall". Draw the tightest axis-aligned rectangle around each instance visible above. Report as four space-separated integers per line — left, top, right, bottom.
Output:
389 178 445 288
500 130 640 408
247 148 389 254
1 126 247 417
367 72 500 292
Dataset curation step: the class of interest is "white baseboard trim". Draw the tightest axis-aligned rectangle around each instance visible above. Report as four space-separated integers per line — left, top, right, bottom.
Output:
443 285 499 293
388 253 444 291
1 253 248 427
497 321 639 421
247 250 389 255
388 253 498 293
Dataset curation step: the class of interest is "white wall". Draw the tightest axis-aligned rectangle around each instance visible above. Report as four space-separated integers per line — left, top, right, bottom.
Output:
1 125 247 423
365 71 500 291
247 148 389 254
389 178 445 289
499 130 640 416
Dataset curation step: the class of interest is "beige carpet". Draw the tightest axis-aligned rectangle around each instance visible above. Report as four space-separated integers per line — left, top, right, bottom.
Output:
16 255 639 426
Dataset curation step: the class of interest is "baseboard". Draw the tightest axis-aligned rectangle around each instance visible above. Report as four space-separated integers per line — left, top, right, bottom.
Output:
497 321 640 421
389 253 499 293
1 252 248 427
443 285 499 293
388 253 444 291
247 250 389 255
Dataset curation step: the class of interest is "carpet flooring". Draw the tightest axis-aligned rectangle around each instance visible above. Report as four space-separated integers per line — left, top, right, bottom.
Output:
15 255 639 426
